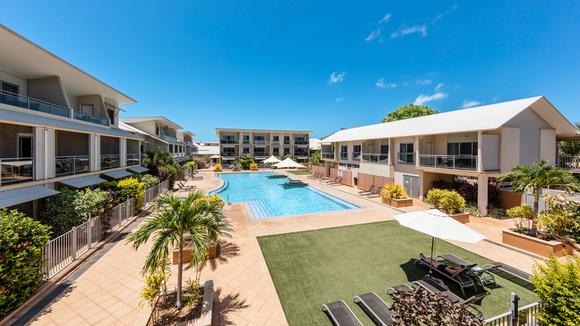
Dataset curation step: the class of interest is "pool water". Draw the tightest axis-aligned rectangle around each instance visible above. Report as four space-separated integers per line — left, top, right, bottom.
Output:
212 172 358 219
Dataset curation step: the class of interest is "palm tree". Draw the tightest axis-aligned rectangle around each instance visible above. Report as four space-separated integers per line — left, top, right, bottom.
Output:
142 150 174 173
128 191 230 308
498 160 580 217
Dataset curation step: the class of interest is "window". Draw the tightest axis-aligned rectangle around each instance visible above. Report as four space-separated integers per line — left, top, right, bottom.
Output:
273 147 279 155
447 142 478 156
340 145 348 160
399 143 414 163
107 109 115 125
380 144 389 154
79 104 94 116
352 145 361 159
242 147 250 154
1 80 19 94
273 136 279 142
283 148 290 155
284 136 290 144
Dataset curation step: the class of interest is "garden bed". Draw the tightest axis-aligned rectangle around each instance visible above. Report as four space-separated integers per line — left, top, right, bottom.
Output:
147 280 214 326
450 212 470 224
382 197 413 208
502 229 565 257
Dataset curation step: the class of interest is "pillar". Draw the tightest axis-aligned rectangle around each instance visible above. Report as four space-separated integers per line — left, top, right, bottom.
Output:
478 174 489 216
387 138 394 165
33 127 55 180
477 131 483 172
120 137 127 167
89 134 101 171
414 136 420 168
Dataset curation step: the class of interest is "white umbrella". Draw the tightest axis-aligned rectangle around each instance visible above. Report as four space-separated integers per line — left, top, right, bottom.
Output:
262 155 281 164
210 154 221 159
274 157 306 169
394 209 485 273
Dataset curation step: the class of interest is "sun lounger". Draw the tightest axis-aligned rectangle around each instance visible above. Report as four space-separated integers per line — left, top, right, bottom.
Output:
438 254 497 287
176 181 196 191
322 300 363 326
386 283 413 295
353 292 393 326
484 261 535 291
416 253 476 295
411 277 486 318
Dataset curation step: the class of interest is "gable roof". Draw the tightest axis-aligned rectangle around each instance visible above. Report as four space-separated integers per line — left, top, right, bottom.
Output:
323 96 578 143
122 116 182 130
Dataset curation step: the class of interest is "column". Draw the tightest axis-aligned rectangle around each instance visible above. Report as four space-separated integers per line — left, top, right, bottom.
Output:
478 175 489 216
120 137 127 167
34 127 56 180
387 138 394 165
414 136 420 168
477 131 483 172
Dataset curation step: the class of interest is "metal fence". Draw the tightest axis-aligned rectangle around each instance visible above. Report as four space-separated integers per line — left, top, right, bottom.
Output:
42 179 170 279
485 301 542 326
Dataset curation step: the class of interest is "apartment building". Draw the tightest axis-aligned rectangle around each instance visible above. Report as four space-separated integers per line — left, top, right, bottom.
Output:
0 25 146 217
177 130 197 156
121 116 189 162
216 128 312 163
320 96 579 216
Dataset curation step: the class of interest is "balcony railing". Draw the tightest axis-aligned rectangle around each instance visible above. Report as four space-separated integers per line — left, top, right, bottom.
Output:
0 157 33 186
352 152 361 160
160 134 178 142
220 139 238 144
101 154 120 170
253 140 269 144
73 111 109 126
397 152 415 164
295 152 309 157
294 140 308 145
222 152 238 157
253 152 270 157
362 153 388 164
419 154 478 170
55 155 90 176
340 152 348 160
126 153 140 166
558 155 580 170
321 152 335 159
0 89 70 118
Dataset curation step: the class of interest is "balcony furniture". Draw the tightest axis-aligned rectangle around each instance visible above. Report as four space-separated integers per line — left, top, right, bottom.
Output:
353 292 393 326
176 181 196 192
0 157 33 185
0 89 70 118
438 254 497 287
321 300 363 326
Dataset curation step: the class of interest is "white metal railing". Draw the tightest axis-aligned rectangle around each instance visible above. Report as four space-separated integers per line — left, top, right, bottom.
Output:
101 154 120 170
362 153 388 164
73 111 109 126
558 155 580 170
485 302 541 326
42 180 170 279
55 155 90 176
397 152 415 164
321 152 335 159
0 89 70 118
0 157 34 186
126 153 140 166
419 154 478 170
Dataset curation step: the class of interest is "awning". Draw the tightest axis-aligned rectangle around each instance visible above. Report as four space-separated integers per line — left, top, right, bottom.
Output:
0 186 60 208
128 165 148 173
102 169 133 180
59 175 106 189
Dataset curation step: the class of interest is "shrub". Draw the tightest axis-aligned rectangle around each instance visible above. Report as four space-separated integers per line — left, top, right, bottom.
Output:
193 159 207 169
506 205 535 232
531 255 580 325
157 164 178 188
426 189 465 214
239 154 254 170
465 204 481 217
98 180 118 192
380 183 408 199
141 174 160 189
0 209 51 318
117 177 145 208
249 162 258 170
184 279 202 307
213 163 222 172
538 200 580 241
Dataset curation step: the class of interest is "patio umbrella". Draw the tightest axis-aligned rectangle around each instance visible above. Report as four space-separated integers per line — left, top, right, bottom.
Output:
394 209 485 273
262 155 281 164
274 157 306 169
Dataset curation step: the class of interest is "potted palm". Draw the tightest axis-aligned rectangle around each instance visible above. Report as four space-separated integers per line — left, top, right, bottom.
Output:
213 163 222 172
426 189 469 223
380 183 413 208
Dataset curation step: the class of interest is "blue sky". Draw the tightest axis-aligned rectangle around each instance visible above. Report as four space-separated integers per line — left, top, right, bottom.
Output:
2 1 580 140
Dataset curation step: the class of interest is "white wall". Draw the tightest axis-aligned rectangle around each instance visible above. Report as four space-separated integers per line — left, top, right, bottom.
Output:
359 162 393 178
540 128 556 165
504 109 551 167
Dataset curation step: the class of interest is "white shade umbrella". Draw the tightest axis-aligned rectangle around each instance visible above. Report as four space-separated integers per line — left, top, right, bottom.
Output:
262 155 281 164
394 209 485 273
274 157 306 169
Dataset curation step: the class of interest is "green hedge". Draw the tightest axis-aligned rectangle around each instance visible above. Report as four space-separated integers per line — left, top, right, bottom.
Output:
117 177 144 208
0 209 51 318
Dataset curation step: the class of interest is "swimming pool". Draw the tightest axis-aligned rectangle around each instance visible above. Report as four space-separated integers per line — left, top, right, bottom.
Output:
211 172 358 219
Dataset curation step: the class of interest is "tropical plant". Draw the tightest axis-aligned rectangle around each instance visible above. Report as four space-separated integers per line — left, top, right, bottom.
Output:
213 163 222 172
506 205 535 232
0 209 51 319
239 154 254 170
184 279 202 307
538 199 580 241
531 255 580 325
141 174 160 189
390 287 483 325
426 189 466 214
128 191 230 308
498 160 580 217
382 104 438 123
142 149 174 171
558 122 580 156
232 160 241 171
380 183 408 199
117 177 145 208
249 162 258 170
157 164 178 187
309 151 321 166
464 204 481 217
140 270 168 323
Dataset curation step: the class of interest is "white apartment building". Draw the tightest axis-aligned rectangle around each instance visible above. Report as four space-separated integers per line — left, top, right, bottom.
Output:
177 130 197 156
216 128 312 163
320 96 579 216
0 25 146 217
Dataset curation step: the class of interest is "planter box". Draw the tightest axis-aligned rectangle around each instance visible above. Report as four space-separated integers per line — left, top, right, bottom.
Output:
382 197 413 208
207 242 221 260
450 213 470 224
502 229 565 257
172 243 220 265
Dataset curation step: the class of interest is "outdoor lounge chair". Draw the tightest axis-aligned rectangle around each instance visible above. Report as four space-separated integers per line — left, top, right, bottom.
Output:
176 181 196 191
416 253 477 295
322 300 363 326
437 254 497 287
386 283 413 295
353 292 393 326
484 261 535 291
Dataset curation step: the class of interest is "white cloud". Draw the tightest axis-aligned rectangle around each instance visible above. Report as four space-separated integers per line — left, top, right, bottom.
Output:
432 4 459 23
335 97 344 103
328 72 346 85
365 13 392 42
378 13 392 24
391 25 427 39
414 92 448 105
365 29 381 42
461 100 482 108
416 79 432 86
434 83 444 90
376 78 398 89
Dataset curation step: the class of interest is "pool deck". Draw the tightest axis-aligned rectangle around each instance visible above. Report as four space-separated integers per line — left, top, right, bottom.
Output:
24 170 545 326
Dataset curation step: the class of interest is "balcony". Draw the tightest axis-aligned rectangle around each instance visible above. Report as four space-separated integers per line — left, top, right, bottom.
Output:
352 152 361 160
253 139 269 144
220 139 238 144
221 152 238 157
0 157 33 186
55 156 90 176
397 152 415 164
340 152 348 160
126 153 140 166
419 154 478 171
362 153 388 164
294 140 308 145
101 154 120 170
160 134 178 142
321 152 335 160
73 111 109 126
253 152 270 158
558 156 580 170
295 151 309 157
0 89 70 118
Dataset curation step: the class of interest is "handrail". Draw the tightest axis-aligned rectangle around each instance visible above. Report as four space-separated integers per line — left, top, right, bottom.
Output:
0 89 70 117
55 155 90 176
362 153 389 164
397 152 415 164
419 154 478 170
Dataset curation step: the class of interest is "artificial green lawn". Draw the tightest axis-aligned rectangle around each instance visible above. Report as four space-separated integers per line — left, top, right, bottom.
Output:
258 221 537 326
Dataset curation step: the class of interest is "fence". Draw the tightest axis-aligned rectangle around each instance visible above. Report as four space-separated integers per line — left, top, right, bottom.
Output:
42 179 170 279
485 296 541 326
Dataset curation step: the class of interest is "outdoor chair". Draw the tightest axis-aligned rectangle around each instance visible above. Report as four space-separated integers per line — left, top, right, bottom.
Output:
484 261 535 291
321 300 363 326
386 283 413 295
353 292 393 326
416 253 477 295
176 181 196 192
411 277 486 318
437 254 497 287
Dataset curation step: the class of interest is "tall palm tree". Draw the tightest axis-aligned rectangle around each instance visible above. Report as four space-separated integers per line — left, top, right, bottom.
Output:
128 191 230 308
498 160 580 216
142 150 174 172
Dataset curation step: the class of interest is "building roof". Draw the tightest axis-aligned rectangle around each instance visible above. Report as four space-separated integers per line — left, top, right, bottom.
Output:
0 186 59 208
215 128 312 134
60 175 106 189
323 96 578 143
177 130 196 137
119 121 182 145
193 143 220 155
102 169 133 180
0 107 143 140
0 25 135 106
122 116 183 130
309 138 322 150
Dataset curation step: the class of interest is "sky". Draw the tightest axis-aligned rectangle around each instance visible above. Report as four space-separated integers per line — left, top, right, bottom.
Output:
2 1 580 140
